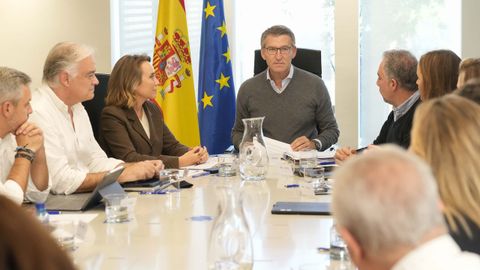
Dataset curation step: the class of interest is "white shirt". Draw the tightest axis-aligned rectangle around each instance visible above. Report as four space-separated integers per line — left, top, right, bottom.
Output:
392 235 480 270
0 133 50 204
140 108 150 139
30 85 123 195
266 65 294 94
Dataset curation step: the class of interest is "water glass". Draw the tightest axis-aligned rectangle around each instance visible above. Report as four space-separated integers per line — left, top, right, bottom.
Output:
50 220 76 251
217 154 237 177
330 223 349 261
160 168 182 190
104 193 130 223
298 150 318 176
304 166 326 191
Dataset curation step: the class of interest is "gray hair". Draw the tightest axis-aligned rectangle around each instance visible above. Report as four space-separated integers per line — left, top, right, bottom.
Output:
42 42 95 85
382 50 418 91
332 145 444 255
260 25 296 48
0 67 31 105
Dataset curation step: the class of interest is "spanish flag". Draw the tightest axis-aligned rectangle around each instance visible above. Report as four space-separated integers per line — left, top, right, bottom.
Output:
153 0 200 147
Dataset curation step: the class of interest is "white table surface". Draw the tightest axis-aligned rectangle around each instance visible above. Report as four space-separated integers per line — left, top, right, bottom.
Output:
71 159 355 270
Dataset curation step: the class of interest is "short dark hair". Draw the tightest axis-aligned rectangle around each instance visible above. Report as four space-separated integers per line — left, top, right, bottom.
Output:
260 25 296 48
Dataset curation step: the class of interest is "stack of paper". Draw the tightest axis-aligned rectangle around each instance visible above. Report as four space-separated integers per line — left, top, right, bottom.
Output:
264 136 336 162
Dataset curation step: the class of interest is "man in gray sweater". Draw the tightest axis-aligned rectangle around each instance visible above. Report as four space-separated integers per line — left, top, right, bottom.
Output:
231 25 339 151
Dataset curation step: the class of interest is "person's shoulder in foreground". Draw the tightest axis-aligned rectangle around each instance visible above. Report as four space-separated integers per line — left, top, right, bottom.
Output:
332 145 480 270
0 195 76 269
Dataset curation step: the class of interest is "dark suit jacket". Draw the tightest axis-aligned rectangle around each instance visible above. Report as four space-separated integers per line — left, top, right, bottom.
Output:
99 101 189 168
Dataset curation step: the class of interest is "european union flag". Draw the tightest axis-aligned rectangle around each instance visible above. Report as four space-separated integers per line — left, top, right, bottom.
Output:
198 0 236 154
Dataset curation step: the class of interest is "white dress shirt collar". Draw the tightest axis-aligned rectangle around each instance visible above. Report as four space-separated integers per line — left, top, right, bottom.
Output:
266 65 295 94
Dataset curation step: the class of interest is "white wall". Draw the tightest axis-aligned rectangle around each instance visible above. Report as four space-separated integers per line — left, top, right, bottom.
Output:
0 0 111 89
334 0 359 147
334 0 480 148
462 0 480 58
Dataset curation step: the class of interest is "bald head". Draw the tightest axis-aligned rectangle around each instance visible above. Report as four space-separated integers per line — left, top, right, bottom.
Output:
332 146 444 256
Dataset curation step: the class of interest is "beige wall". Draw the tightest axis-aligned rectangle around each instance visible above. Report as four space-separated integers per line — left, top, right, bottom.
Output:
335 0 359 147
462 0 480 58
0 0 111 89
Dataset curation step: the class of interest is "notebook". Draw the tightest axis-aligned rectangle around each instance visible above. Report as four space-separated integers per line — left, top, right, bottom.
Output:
271 201 331 215
45 166 125 211
121 177 165 188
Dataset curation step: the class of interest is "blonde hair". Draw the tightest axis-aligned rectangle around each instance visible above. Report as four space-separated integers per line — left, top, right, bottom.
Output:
410 94 480 236
455 78 480 105
458 58 480 88
105 54 151 108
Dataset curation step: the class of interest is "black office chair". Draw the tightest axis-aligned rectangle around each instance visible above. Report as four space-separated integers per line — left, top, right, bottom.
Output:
82 73 109 142
253 48 322 77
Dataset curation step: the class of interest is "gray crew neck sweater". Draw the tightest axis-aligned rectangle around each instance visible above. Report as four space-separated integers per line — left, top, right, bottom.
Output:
232 67 339 150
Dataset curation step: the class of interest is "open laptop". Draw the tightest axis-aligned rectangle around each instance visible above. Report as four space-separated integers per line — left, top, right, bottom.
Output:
271 201 331 215
45 166 125 211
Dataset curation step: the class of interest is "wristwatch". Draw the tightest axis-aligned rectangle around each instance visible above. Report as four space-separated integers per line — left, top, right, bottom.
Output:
313 139 322 151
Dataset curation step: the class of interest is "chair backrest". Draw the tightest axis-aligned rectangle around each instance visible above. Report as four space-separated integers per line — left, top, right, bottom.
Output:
253 48 322 78
82 73 109 142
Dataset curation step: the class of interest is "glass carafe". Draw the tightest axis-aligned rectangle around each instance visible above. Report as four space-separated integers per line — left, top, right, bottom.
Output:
208 183 253 270
238 117 269 181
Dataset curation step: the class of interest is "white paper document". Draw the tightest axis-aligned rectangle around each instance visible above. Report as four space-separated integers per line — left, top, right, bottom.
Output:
181 156 218 170
264 136 336 160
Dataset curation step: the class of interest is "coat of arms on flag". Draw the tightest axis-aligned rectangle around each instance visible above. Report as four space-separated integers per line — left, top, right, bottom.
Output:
153 27 192 99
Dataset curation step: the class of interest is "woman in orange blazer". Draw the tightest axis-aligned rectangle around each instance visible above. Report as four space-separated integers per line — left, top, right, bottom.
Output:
99 54 208 168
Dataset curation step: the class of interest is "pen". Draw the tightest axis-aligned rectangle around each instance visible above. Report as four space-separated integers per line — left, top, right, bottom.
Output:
319 161 336 166
355 146 368 153
284 184 299 188
47 210 61 215
140 190 168 195
317 247 330 252
192 171 210 178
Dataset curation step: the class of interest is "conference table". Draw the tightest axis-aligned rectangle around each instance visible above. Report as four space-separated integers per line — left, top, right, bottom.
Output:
71 158 355 270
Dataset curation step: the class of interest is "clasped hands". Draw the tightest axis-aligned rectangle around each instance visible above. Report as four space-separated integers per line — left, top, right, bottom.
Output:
179 146 209 167
15 121 44 153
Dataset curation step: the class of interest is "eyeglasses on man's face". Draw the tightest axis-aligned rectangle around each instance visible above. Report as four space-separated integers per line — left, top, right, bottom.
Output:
264 46 292 55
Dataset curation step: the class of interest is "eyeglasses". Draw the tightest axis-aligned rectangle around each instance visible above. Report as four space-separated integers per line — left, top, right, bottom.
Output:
264 46 292 55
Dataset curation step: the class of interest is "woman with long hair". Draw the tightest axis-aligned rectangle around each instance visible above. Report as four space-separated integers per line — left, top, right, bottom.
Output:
416 49 461 101
410 94 480 254
99 54 208 168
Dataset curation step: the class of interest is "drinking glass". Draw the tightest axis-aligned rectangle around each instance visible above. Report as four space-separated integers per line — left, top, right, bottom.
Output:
298 150 318 178
217 154 237 177
104 193 130 223
160 168 182 191
330 223 349 261
50 220 76 251
304 166 329 193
